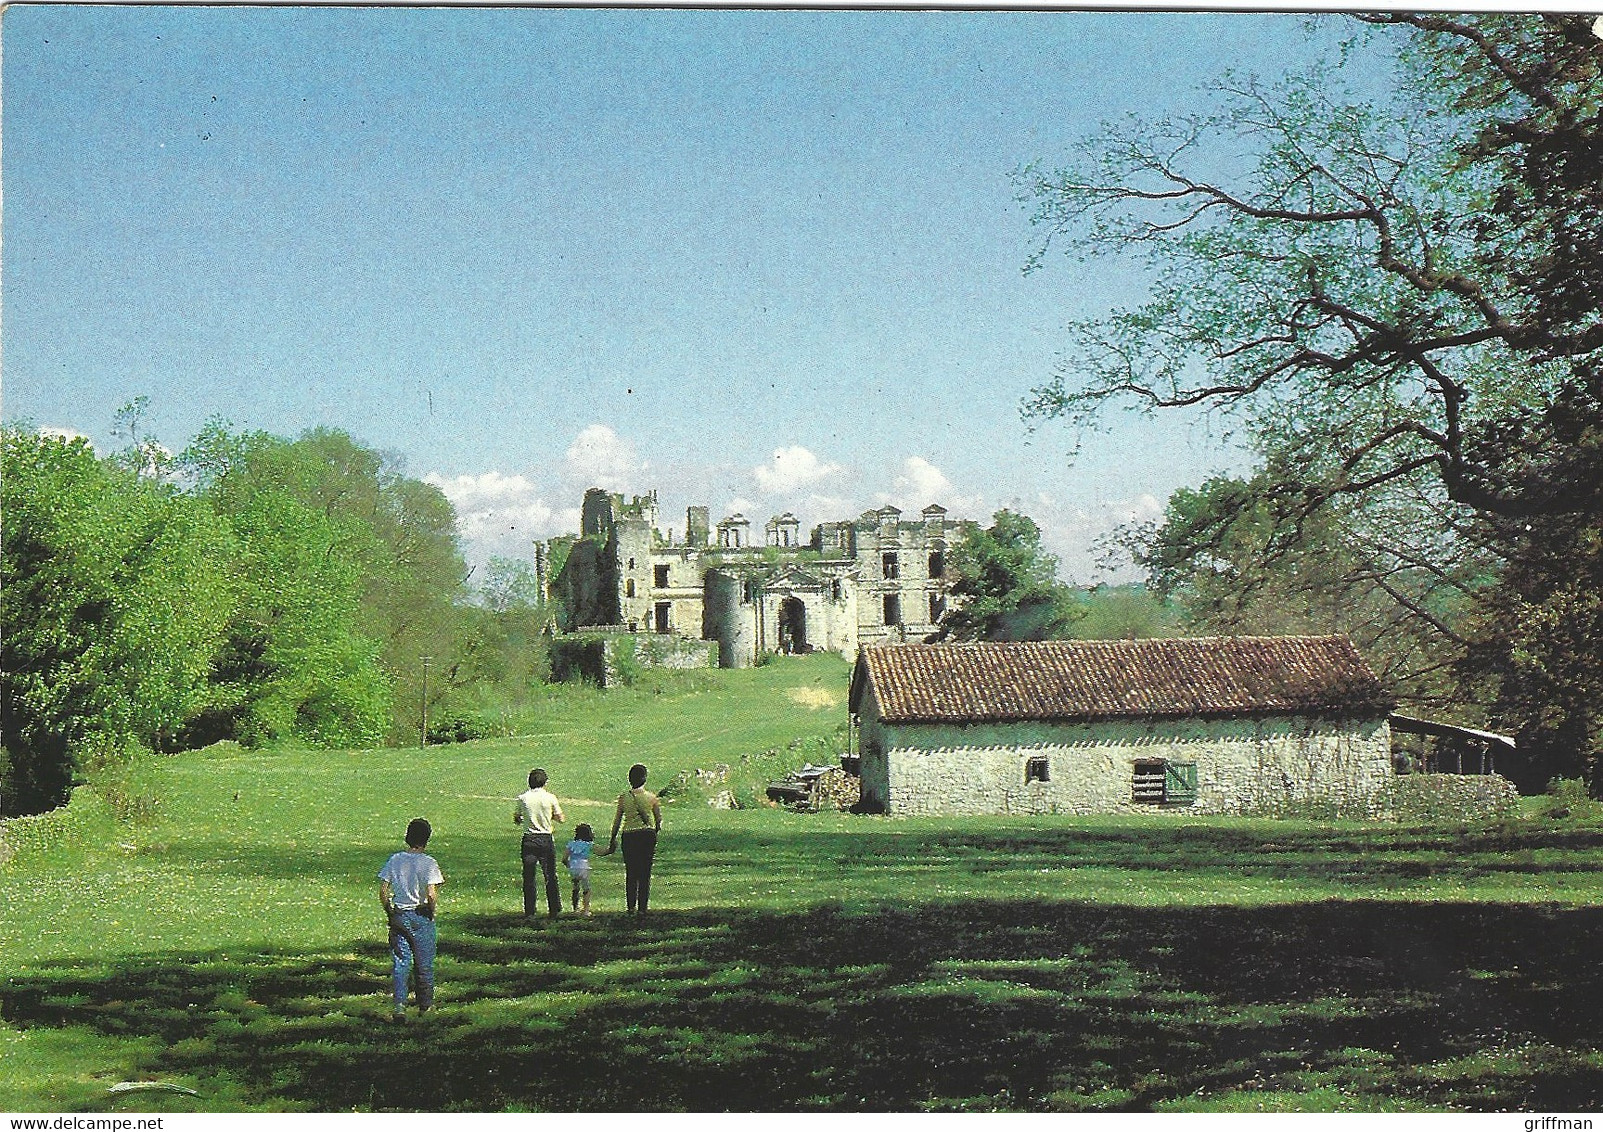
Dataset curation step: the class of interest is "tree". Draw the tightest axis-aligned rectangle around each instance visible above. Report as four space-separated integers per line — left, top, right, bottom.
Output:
938 510 1085 641
2 428 234 814
1019 15 1603 782
1069 583 1179 641
181 423 465 745
1021 15 1601 523
454 558 553 690
1122 470 1484 715
179 425 394 748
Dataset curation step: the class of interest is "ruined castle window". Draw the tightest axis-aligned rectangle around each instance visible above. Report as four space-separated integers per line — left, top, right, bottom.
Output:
628 558 635 570
882 594 901 626
1133 759 1197 806
1025 756 1050 784
882 552 899 580
625 579 636 598
929 550 944 577
929 593 945 623
654 602 671 633
832 579 843 601
654 565 670 588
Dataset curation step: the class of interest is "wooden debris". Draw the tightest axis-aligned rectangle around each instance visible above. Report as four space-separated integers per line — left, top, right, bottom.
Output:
766 763 860 812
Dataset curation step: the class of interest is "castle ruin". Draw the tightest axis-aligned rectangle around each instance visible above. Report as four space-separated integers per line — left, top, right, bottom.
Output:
547 488 969 668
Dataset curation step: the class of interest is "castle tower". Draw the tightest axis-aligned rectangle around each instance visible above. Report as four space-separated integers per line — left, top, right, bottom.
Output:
717 513 752 549
686 506 710 547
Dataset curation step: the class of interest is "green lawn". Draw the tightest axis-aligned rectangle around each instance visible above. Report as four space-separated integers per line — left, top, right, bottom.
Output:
6 654 1603 1112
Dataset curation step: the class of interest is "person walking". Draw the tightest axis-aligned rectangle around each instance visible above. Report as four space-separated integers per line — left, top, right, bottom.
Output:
513 768 565 917
608 762 662 915
378 817 444 1022
562 822 605 916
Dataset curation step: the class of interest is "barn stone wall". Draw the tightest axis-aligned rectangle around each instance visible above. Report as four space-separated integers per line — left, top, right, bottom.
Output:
857 711 1394 818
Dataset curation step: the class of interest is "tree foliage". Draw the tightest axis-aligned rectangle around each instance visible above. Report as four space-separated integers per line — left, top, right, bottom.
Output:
2 417 495 814
1 429 234 813
939 510 1085 642
455 557 554 690
1022 14 1602 522
1123 470 1484 714
180 423 467 746
1067 584 1179 641
1021 14 1603 784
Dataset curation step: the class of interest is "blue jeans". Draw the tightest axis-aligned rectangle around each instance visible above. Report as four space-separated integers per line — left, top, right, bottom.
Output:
389 909 436 1012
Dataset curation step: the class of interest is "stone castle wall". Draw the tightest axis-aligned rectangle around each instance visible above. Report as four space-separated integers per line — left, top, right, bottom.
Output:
549 489 969 668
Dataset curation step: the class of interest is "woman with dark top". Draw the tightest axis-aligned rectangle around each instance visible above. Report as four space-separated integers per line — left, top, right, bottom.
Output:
608 762 662 914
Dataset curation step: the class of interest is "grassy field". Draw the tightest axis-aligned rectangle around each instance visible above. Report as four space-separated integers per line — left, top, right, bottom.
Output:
6 653 1603 1112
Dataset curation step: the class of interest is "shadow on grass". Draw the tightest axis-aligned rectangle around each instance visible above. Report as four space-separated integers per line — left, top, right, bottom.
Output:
155 819 1603 900
8 899 1603 1112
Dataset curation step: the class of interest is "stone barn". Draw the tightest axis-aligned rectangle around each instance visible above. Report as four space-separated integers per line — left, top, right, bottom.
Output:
848 636 1396 817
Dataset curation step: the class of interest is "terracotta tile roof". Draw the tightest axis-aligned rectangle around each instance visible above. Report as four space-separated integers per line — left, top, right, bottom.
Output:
851 636 1392 724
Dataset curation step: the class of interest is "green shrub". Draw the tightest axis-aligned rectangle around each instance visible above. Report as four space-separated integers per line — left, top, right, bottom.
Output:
1539 777 1601 821
425 714 490 745
550 636 608 685
81 738 163 824
610 634 643 687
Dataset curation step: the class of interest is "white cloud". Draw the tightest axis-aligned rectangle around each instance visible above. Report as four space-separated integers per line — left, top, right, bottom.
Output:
564 424 641 492
1031 493 1166 585
426 470 578 571
753 446 843 496
875 456 983 515
802 492 856 519
39 426 93 447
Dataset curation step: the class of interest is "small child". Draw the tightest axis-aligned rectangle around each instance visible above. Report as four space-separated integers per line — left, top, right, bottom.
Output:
562 823 609 916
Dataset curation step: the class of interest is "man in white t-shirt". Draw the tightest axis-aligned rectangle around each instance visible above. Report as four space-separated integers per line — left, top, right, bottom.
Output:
513 768 565 917
378 817 445 1021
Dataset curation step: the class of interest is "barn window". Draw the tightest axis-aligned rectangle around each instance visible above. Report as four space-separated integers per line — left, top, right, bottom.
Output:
1025 756 1050 784
654 564 670 587
1133 759 1197 805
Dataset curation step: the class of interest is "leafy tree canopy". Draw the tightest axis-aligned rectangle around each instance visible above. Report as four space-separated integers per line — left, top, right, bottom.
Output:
939 510 1085 642
2 428 234 813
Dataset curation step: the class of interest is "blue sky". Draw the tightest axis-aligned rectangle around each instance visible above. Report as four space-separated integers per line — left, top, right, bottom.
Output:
2 6 1386 581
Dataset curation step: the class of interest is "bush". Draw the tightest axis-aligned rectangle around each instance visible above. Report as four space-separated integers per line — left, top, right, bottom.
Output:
426 714 490 745
610 635 643 687
1538 777 1601 821
81 738 163 824
1385 774 1522 825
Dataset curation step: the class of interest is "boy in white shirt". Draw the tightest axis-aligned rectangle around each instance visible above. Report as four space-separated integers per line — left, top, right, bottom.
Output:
378 817 445 1021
